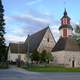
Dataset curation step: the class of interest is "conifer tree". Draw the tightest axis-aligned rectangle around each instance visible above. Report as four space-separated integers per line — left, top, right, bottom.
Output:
0 0 6 62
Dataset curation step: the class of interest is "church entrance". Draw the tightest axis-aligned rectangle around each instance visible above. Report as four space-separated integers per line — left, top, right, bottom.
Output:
72 60 75 68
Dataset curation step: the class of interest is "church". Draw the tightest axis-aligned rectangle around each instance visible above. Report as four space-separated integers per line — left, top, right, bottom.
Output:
52 9 80 68
8 27 56 63
8 9 80 68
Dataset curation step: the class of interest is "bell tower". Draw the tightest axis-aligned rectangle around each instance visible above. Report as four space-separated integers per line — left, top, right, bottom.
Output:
59 9 73 37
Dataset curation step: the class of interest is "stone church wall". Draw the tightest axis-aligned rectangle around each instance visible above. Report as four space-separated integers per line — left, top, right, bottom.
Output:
52 51 65 65
37 28 56 53
64 51 80 68
52 51 80 68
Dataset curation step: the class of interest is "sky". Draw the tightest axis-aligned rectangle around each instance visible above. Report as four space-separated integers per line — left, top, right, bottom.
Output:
2 0 80 45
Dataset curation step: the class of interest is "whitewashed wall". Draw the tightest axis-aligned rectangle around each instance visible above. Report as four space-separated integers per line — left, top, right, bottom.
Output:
52 51 65 64
8 48 27 62
52 51 80 68
60 28 72 37
65 51 80 68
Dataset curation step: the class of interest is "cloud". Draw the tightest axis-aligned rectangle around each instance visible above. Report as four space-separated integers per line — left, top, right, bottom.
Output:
5 34 26 43
12 14 51 25
50 25 60 41
10 13 55 34
26 0 43 5
5 11 59 43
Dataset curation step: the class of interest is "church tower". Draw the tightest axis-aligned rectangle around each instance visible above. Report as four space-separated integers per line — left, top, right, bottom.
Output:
52 9 80 68
59 9 73 37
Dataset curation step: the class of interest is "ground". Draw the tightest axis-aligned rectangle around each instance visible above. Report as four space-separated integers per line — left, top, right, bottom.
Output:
0 66 80 80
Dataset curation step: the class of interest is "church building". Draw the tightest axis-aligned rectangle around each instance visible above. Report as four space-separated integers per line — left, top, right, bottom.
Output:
8 27 56 63
8 9 80 67
52 9 80 68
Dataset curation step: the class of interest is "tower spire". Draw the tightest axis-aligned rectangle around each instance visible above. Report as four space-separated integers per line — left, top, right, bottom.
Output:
64 8 67 16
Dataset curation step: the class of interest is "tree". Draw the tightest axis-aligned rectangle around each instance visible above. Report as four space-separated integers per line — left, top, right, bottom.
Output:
75 25 80 33
40 50 53 63
73 24 80 45
30 50 40 63
46 52 53 63
0 0 6 62
40 50 47 63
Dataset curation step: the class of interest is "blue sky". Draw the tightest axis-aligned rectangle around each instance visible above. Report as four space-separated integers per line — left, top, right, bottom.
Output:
2 0 80 44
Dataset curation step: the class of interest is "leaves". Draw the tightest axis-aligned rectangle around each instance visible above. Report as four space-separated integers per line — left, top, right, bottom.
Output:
73 24 80 45
75 25 80 33
30 50 40 62
31 50 53 64
40 50 53 63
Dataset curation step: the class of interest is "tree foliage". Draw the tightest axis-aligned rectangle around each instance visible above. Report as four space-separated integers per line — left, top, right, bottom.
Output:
75 25 80 33
73 24 80 45
30 50 40 63
40 50 53 63
0 0 6 62
30 50 53 64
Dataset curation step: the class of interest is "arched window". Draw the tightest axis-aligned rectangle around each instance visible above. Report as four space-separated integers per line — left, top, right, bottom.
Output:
62 18 67 25
47 38 49 42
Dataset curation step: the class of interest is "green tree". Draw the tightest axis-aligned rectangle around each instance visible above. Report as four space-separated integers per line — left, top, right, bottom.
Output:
0 0 6 62
73 24 80 45
40 50 47 63
30 50 40 63
46 52 53 63
40 50 53 63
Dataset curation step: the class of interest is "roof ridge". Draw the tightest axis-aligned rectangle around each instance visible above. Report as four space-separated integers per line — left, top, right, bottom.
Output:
29 26 49 37
24 26 50 52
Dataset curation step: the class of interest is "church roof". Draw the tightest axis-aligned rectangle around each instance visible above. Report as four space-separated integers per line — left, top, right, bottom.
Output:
61 9 71 20
9 43 26 53
52 37 80 52
59 24 73 30
25 27 49 53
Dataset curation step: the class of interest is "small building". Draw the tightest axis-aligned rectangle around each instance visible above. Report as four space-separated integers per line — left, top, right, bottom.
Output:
52 9 80 68
8 43 27 63
8 27 56 63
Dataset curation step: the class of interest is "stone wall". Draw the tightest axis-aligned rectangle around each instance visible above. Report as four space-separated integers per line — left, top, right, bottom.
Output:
52 51 65 64
52 51 80 68
8 48 27 62
37 28 56 53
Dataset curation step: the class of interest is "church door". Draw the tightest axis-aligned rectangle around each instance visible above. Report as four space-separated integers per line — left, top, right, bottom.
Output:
72 60 75 68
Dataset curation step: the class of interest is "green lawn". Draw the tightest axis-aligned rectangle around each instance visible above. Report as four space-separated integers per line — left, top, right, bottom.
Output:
0 63 9 69
22 65 80 72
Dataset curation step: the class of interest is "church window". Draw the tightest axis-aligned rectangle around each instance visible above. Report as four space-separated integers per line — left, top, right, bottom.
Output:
63 18 67 25
47 38 49 42
63 28 67 37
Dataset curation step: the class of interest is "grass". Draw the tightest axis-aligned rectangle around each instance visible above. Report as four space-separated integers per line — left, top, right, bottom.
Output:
22 65 80 72
0 63 9 69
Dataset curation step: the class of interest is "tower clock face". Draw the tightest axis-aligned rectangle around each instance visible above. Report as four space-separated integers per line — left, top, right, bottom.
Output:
63 18 67 25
